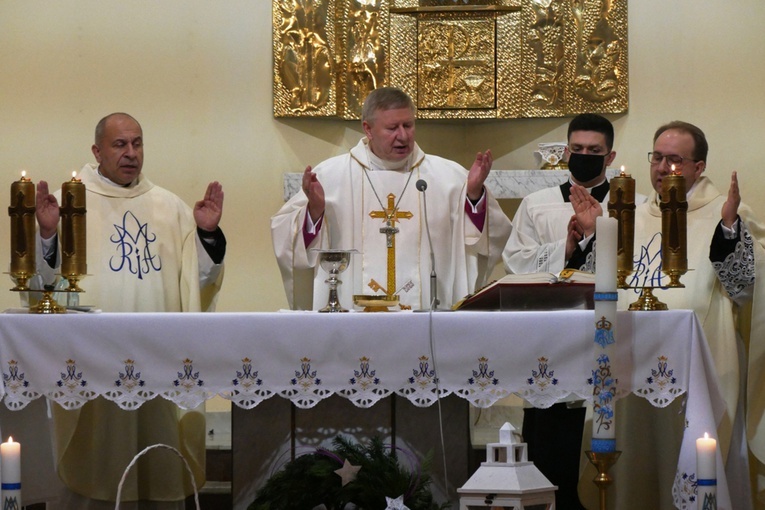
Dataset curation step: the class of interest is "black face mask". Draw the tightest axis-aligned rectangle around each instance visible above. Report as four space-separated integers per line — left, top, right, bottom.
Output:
567 152 606 183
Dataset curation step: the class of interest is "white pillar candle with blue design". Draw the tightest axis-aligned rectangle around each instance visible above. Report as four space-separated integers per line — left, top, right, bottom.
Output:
1 436 21 509
592 216 618 453
696 433 717 509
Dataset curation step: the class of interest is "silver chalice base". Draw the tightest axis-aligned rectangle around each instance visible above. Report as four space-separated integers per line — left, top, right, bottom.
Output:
314 249 357 313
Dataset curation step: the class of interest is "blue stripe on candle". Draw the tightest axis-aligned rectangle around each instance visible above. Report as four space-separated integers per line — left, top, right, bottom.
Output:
591 438 616 453
697 479 717 486
1 483 21 490
593 292 618 301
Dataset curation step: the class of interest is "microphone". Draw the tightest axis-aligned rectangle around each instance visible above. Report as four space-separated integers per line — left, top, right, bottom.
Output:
416 179 439 310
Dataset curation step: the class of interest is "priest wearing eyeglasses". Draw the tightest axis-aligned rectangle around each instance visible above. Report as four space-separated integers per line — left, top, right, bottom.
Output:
613 121 765 509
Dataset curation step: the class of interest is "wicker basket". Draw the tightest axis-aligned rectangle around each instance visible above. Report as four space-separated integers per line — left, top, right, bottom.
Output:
115 443 201 510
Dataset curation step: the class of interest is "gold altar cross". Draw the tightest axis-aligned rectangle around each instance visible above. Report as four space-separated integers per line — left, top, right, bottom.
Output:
369 193 412 296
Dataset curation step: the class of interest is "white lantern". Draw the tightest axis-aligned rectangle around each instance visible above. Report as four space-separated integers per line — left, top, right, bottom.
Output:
458 423 557 510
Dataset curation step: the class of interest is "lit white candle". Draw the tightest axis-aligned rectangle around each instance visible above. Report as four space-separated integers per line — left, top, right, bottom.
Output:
595 216 618 292
696 432 716 509
696 432 716 480
1 436 21 508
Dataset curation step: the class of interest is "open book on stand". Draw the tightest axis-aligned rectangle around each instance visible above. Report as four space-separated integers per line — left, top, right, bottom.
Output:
453 269 595 311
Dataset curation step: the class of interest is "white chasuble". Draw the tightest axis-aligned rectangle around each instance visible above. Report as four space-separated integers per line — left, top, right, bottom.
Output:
271 139 512 310
40 164 223 503
613 176 765 508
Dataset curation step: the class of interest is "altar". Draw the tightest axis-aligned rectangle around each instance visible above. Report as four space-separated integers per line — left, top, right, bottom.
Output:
0 309 728 509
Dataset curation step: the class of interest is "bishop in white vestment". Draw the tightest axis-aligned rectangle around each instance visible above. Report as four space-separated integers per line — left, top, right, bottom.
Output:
271 88 511 310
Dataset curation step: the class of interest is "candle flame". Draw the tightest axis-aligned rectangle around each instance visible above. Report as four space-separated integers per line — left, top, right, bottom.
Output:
72 171 77 178
671 164 676 173
20 171 26 179
704 432 709 439
6 436 12 443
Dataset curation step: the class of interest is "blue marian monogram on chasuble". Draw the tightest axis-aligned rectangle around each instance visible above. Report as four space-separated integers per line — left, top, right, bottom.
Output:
109 210 162 279
628 231 665 290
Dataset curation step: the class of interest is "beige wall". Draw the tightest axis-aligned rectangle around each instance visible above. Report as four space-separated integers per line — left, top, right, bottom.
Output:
1 0 763 312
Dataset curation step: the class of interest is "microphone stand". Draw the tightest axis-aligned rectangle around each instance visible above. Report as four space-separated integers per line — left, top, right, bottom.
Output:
416 179 439 310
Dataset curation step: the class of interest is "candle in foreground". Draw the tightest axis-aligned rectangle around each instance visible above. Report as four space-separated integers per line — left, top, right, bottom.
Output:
1 436 21 508
595 216 618 292
696 432 716 479
696 432 716 509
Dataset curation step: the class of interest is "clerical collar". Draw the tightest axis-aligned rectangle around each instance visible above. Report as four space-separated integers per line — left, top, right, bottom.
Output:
97 167 138 188
364 141 411 172
560 178 609 203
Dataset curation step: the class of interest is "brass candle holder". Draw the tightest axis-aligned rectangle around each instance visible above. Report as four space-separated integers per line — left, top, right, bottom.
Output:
608 170 635 289
658 171 687 288
30 285 66 314
585 450 622 510
60 173 87 292
613 168 688 311
8 172 36 291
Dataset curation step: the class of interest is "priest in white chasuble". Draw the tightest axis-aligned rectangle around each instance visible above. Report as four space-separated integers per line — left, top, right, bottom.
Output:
608 121 765 509
33 113 226 509
271 87 512 310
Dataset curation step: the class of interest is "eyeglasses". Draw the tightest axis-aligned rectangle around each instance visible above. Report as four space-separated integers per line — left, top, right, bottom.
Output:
647 152 698 166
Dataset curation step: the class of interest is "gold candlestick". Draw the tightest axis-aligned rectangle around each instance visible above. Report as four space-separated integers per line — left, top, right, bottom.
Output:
585 450 622 510
608 169 635 288
8 172 36 291
60 173 87 292
659 170 687 287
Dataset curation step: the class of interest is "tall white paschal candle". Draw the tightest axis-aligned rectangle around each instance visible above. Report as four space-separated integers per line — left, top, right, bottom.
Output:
696 433 717 509
595 216 617 292
1 436 21 508
591 216 619 453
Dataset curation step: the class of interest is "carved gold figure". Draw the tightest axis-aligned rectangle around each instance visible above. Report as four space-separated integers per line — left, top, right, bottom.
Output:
273 0 628 118
275 0 334 114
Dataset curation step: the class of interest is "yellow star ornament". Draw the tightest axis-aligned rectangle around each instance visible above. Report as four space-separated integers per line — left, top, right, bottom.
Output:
334 459 361 486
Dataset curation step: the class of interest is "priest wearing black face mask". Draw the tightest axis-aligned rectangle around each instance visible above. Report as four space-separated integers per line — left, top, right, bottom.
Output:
503 113 642 275
502 114 645 510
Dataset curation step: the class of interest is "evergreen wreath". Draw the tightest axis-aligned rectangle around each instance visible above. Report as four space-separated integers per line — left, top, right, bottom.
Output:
247 435 450 510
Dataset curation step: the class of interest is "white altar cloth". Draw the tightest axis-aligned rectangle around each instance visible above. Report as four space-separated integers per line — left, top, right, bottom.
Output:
0 309 727 509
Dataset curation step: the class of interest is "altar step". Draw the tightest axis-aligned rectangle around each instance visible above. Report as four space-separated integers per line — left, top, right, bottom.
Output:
185 446 233 509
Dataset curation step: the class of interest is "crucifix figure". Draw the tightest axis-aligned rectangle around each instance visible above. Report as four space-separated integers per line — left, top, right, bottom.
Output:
610 187 635 255
8 190 35 258
60 190 87 258
369 193 412 296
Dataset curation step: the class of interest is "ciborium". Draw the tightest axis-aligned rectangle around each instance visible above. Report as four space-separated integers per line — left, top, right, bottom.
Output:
315 249 356 313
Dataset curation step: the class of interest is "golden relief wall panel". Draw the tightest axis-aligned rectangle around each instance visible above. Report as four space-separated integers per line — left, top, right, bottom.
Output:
273 0 628 119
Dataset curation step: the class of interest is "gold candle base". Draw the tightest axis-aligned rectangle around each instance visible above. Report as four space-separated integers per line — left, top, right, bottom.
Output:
628 288 668 311
9 271 33 292
31 288 66 314
616 269 632 289
63 274 86 293
585 450 622 510
353 294 399 312
663 269 686 288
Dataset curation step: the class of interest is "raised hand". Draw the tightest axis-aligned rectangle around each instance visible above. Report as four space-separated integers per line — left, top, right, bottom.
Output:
35 180 60 240
302 165 325 222
194 181 224 232
467 150 492 201
721 171 740 228
569 184 602 237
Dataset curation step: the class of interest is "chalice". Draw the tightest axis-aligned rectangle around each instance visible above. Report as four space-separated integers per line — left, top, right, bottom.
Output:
316 249 356 313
